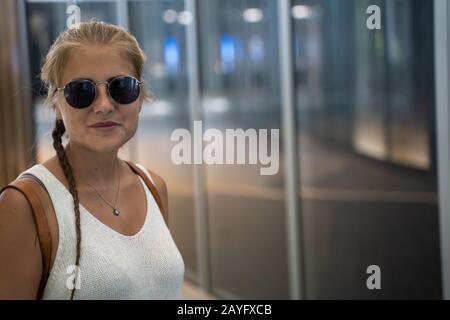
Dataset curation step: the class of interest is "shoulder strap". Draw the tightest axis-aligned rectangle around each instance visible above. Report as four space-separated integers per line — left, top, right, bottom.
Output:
125 161 168 226
0 174 54 300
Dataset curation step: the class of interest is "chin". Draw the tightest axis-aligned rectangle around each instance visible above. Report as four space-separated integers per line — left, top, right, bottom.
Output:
86 139 124 154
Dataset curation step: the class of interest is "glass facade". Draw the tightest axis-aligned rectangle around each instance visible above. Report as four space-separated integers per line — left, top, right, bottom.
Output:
25 0 441 299
293 0 439 299
198 0 288 299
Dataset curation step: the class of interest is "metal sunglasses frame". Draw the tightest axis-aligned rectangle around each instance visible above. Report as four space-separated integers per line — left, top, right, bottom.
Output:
56 75 143 107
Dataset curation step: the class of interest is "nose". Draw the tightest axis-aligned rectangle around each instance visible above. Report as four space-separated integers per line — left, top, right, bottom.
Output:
91 83 114 115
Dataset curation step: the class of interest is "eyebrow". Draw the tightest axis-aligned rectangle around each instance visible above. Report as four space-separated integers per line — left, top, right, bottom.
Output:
68 75 129 83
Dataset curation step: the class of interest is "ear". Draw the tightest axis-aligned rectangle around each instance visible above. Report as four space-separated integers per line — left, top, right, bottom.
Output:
138 99 143 114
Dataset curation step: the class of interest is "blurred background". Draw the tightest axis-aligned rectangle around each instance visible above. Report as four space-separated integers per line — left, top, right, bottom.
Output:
1 0 449 299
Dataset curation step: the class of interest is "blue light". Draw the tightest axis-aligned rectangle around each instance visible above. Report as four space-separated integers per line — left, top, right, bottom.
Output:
164 36 179 74
220 34 236 73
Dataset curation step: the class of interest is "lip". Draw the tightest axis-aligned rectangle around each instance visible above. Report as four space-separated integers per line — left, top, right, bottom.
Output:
89 121 120 131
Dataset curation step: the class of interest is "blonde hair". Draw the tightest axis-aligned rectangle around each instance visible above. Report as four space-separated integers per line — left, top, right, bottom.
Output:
40 21 150 300
41 20 152 107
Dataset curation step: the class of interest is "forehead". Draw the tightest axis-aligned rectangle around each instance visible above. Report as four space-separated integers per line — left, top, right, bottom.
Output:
61 46 135 84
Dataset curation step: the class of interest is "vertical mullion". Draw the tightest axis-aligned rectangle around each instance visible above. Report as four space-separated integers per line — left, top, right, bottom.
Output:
185 0 212 293
278 0 304 300
115 0 136 161
116 0 129 29
435 0 450 300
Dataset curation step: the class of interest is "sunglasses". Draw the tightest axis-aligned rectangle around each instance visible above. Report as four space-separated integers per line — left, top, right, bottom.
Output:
57 75 142 109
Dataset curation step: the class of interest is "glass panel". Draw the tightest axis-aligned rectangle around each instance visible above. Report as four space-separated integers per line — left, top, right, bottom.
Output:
198 0 288 299
293 0 440 299
26 0 197 282
127 0 198 282
25 0 441 300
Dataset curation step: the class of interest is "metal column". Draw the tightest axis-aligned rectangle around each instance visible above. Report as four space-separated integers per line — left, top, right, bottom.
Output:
185 0 212 293
115 0 138 162
278 0 305 300
115 0 129 30
435 0 450 300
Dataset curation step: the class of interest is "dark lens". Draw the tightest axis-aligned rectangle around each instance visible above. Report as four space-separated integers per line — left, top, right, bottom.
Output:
64 80 96 109
109 76 140 104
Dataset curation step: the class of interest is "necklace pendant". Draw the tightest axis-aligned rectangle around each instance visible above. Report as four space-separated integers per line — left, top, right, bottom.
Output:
113 208 120 216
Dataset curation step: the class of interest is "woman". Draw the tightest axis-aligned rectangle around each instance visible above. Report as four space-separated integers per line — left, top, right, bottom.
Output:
0 21 185 300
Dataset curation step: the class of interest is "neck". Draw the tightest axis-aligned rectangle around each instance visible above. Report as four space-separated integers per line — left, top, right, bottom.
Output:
65 142 121 187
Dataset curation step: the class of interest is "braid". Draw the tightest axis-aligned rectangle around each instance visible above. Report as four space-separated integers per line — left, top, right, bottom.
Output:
51 119 81 300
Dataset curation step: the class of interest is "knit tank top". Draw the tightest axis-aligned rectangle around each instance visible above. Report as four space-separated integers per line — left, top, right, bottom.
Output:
19 163 185 300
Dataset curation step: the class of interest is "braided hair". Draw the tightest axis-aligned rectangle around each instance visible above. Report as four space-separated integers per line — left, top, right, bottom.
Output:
51 119 81 299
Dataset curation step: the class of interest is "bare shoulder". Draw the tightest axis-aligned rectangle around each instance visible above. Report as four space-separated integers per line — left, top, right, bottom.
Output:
0 186 36 228
0 184 42 299
0 186 38 248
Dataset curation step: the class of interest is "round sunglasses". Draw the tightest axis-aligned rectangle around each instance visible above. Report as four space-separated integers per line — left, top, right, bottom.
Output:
57 75 142 109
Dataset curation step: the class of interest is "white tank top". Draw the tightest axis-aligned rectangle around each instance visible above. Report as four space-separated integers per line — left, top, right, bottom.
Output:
19 163 185 300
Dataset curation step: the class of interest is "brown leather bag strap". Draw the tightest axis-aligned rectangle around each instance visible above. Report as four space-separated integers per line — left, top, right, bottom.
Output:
0 174 54 299
125 161 168 226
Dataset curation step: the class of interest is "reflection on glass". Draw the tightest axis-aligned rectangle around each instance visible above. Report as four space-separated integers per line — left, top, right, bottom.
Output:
127 0 197 282
294 0 439 299
24 0 441 300
198 0 288 299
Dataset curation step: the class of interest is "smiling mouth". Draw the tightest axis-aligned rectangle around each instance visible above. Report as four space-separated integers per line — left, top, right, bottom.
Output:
89 123 120 131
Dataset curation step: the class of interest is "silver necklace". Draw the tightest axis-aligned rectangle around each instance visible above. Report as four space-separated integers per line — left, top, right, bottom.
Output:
66 145 121 216
80 161 121 217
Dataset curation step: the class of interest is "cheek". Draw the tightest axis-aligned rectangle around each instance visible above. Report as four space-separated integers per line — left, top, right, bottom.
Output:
123 106 141 129
59 107 87 136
